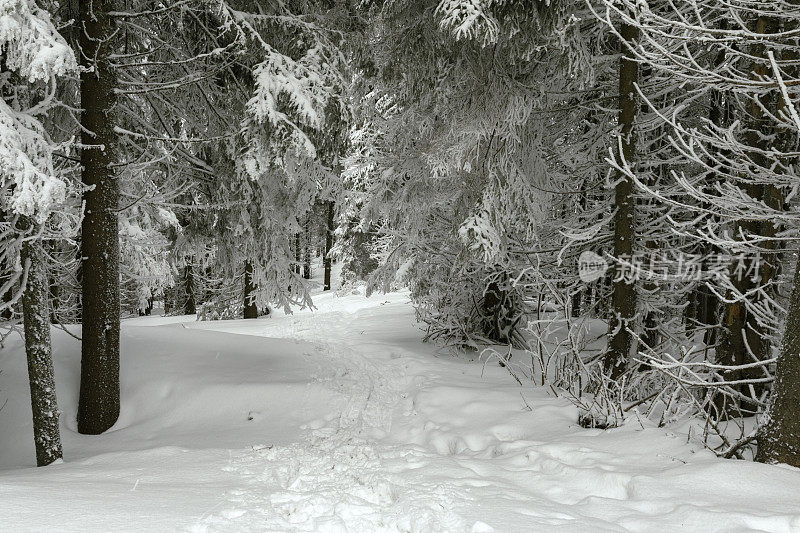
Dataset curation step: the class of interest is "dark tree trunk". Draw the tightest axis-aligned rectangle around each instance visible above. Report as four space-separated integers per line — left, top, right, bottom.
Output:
74 241 82 323
243 261 258 319
77 0 120 435
183 264 196 315
324 201 334 291
571 290 581 318
203 266 214 304
303 217 312 280
145 296 153 316
571 186 588 319
21 237 63 466
294 233 301 274
757 255 800 466
604 22 639 380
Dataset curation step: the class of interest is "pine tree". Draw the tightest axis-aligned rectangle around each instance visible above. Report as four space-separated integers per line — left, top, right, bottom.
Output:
21 234 63 466
243 261 258 319
757 254 800 465
77 0 121 434
303 216 312 280
184 264 196 315
0 0 77 463
604 20 639 380
324 200 335 291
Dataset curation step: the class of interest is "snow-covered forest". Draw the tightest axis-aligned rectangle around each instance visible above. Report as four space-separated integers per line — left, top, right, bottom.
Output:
2 0 800 530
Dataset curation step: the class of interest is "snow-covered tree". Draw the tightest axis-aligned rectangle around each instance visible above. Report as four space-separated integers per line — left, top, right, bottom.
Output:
0 0 77 465
341 0 604 348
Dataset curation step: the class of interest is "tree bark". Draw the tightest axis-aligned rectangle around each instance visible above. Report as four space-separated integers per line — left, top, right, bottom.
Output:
183 264 196 315
77 0 121 435
757 254 800 466
21 237 63 466
74 242 82 323
604 22 639 380
294 233 301 274
754 13 798 457
324 201 334 291
303 217 312 280
243 261 258 319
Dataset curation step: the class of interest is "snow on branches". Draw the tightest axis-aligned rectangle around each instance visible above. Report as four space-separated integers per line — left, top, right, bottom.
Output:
0 0 76 223
0 0 74 82
0 100 65 223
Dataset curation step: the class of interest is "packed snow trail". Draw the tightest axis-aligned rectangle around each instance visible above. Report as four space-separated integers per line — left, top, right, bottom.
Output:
1 290 800 531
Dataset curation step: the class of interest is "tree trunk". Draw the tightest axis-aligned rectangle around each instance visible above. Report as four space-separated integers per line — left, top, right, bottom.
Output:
1 211 13 320
571 289 581 318
324 201 334 291
604 22 639 380
21 237 63 466
74 242 82 323
183 264 196 315
243 261 258 319
294 233 301 274
753 13 798 449
714 15 779 417
757 254 800 466
694 44 729 345
164 286 172 314
303 217 312 280
77 0 121 435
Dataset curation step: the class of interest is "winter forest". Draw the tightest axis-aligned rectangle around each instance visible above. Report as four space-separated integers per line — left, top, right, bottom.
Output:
2 0 800 530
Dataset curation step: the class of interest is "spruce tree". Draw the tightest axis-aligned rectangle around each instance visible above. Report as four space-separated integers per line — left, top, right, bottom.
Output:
77 0 121 434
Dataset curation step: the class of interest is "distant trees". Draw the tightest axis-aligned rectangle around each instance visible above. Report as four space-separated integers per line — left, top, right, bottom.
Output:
324 200 335 291
340 0 585 347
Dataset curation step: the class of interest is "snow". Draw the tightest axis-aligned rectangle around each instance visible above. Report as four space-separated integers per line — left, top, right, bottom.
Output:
0 0 76 82
2 280 800 531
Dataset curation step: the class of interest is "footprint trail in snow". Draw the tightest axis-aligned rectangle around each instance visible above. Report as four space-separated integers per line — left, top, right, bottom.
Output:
192 336 469 532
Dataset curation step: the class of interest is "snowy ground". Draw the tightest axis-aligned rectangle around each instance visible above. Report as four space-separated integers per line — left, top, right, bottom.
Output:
2 278 800 531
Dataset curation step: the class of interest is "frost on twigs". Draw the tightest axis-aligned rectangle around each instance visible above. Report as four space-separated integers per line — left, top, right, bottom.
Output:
0 0 76 223
0 103 66 223
436 0 500 44
0 0 75 82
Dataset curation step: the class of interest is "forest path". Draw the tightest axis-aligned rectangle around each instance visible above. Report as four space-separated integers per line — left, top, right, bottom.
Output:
186 292 800 533
188 299 474 531
1 290 799 532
